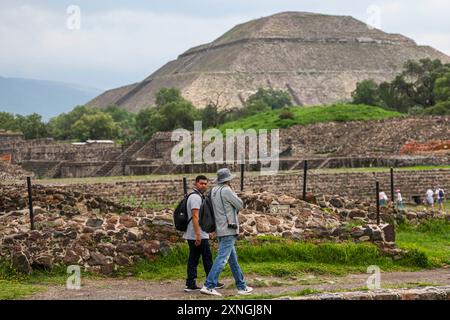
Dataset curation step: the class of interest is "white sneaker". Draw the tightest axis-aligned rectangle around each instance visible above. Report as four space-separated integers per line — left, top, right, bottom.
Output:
200 286 222 297
237 286 254 295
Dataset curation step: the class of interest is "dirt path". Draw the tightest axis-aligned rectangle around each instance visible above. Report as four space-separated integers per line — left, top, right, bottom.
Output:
25 268 450 300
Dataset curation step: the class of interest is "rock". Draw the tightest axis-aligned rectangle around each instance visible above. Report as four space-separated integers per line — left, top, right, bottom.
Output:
359 236 370 241
86 218 104 228
117 243 144 255
98 243 116 257
93 230 108 242
82 226 95 234
12 250 32 274
53 218 65 227
89 252 112 266
406 212 417 220
33 207 46 215
8 209 28 217
282 231 292 238
64 250 81 265
120 216 137 228
32 255 53 270
349 209 367 219
381 224 396 242
329 197 344 208
114 254 131 266
372 230 383 241
351 228 365 238
126 228 142 241
256 219 271 233
100 263 114 275
143 240 161 256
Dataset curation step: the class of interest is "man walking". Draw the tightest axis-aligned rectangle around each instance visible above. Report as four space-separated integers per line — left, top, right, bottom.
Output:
183 175 223 292
200 168 253 297
435 187 445 211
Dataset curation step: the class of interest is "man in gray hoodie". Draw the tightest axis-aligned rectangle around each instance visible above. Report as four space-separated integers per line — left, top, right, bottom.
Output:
200 168 254 296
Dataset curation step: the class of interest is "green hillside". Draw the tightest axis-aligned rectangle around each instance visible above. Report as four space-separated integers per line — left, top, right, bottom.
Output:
219 104 403 131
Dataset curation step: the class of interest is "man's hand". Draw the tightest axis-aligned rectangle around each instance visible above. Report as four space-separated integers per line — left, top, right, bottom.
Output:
195 234 201 246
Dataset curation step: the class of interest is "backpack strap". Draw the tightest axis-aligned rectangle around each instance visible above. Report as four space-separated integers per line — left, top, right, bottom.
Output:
185 189 203 226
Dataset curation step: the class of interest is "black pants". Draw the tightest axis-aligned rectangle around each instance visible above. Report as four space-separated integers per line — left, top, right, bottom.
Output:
186 239 213 287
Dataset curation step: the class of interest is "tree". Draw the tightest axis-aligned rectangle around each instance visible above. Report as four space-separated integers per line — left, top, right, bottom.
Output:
201 104 228 128
401 59 450 107
434 72 450 102
240 100 271 117
14 113 48 139
47 105 97 140
159 100 200 131
155 88 184 108
351 80 382 106
0 112 16 130
423 100 450 115
103 105 137 142
71 113 119 141
246 88 292 110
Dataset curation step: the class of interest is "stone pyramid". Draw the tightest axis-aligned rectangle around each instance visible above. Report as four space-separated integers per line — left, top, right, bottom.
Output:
88 11 450 112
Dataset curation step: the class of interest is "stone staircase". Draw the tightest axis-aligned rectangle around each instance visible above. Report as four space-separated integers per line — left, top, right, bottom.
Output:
45 161 65 178
94 141 145 177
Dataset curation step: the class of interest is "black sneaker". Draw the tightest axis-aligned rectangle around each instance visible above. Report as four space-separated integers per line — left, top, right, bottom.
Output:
215 282 225 289
184 285 202 292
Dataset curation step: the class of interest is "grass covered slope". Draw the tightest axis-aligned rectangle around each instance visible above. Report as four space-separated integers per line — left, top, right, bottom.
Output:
219 104 403 131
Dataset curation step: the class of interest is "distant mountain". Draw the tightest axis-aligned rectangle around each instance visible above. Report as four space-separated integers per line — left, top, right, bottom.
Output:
0 76 102 120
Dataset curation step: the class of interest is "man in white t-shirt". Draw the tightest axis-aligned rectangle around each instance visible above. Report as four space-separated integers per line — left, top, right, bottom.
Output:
395 189 404 210
183 175 224 292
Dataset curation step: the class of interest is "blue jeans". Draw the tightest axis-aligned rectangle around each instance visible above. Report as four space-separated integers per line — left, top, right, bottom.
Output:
204 235 247 290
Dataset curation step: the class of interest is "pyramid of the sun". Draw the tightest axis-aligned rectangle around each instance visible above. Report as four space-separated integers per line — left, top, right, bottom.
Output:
88 11 450 112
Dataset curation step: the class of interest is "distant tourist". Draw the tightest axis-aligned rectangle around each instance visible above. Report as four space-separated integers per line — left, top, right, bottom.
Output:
200 168 253 297
395 189 404 210
435 187 445 211
379 191 388 207
425 188 435 209
182 175 224 292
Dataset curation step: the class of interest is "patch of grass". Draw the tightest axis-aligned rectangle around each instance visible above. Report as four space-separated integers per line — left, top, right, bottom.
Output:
218 104 402 131
226 288 323 300
0 261 105 300
119 196 176 210
132 240 429 281
404 200 450 214
383 282 438 290
397 219 450 266
0 281 43 300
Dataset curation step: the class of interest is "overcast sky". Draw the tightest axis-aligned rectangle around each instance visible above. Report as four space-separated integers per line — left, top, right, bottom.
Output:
1 0 449 90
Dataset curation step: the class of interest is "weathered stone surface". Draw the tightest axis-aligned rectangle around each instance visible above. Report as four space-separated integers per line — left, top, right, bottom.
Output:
86 218 104 228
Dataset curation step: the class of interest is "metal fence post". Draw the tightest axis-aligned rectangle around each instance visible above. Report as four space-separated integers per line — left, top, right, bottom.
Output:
183 177 188 195
376 180 380 226
302 160 308 200
390 167 394 204
27 177 34 230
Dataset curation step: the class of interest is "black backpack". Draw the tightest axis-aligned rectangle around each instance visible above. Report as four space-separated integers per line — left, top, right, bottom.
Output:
173 191 201 232
439 189 444 198
199 190 216 233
